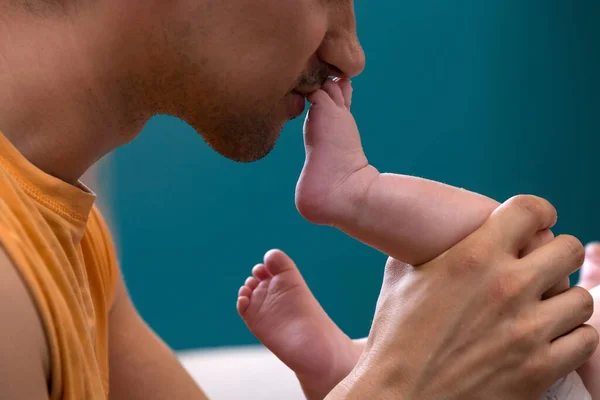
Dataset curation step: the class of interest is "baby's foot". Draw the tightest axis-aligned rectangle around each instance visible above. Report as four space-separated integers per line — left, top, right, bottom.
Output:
237 249 362 400
295 79 378 226
576 243 600 398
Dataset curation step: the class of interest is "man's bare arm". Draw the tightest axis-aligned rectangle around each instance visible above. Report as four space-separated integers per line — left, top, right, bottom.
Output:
0 247 49 399
108 265 209 400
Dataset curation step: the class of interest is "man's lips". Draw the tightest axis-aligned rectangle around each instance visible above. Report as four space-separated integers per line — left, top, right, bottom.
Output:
288 91 306 117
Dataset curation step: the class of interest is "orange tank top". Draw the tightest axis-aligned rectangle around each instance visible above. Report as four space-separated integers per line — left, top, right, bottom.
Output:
0 131 117 399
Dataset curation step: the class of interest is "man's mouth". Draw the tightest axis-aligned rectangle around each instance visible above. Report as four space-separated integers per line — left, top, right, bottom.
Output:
288 91 307 118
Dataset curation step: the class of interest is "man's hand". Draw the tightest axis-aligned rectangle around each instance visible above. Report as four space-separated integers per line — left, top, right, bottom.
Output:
330 195 598 399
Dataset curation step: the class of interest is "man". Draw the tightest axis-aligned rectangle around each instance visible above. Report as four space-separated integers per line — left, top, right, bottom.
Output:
0 1 597 399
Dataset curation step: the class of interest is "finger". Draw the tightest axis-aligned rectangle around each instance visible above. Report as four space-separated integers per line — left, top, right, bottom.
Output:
519 229 569 299
523 235 585 295
542 276 570 299
321 78 345 107
486 195 557 255
547 324 598 383
538 286 594 340
520 228 554 257
337 78 353 109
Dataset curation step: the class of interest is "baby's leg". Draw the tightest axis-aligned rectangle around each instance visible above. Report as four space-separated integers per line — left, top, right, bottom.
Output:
296 79 503 266
237 249 364 400
297 80 555 267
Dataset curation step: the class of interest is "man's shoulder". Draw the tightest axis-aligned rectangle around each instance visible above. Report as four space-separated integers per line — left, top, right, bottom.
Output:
0 246 49 398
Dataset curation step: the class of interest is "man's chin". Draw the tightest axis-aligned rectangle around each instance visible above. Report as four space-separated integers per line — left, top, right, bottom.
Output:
187 108 288 162
203 129 282 163
223 146 275 163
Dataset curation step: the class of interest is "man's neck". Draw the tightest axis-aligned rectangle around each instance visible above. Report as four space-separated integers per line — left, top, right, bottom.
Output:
0 7 149 185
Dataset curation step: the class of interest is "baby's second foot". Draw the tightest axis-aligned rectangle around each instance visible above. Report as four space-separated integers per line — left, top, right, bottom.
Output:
295 79 378 226
237 249 362 400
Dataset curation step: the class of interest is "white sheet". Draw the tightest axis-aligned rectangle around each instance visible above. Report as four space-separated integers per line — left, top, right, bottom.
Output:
179 346 305 400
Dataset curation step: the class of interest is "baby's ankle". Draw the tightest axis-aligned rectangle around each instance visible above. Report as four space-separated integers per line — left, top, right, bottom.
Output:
295 180 346 227
296 165 378 227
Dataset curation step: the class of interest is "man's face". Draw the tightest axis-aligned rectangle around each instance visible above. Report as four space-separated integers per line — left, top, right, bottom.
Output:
132 0 365 162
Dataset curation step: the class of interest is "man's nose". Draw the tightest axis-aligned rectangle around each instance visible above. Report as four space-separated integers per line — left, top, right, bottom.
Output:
318 8 366 78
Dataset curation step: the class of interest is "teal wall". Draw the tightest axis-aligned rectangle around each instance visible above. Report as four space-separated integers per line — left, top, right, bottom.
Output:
111 1 600 350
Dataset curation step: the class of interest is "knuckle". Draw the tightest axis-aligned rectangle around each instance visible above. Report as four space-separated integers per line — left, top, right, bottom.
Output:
507 195 556 222
488 270 524 303
508 195 542 214
509 319 538 350
459 250 484 272
454 237 495 274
